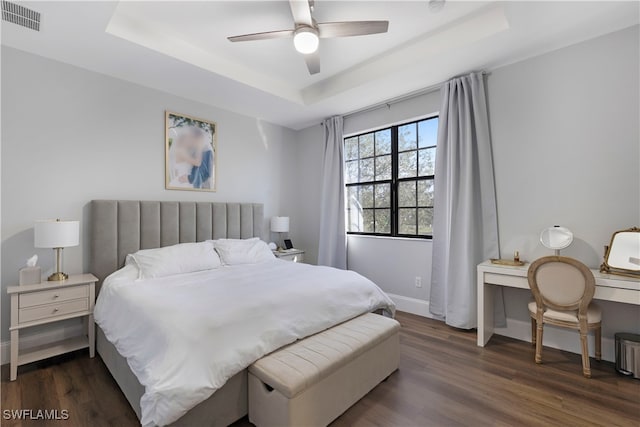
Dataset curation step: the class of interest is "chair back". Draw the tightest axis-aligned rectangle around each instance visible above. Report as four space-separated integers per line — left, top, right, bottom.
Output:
527 256 596 315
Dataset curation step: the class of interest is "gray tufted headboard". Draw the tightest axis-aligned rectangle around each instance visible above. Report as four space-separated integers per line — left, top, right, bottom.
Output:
89 200 264 289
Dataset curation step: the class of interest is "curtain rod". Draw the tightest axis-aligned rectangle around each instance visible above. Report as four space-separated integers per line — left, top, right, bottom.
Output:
325 71 491 124
342 82 442 120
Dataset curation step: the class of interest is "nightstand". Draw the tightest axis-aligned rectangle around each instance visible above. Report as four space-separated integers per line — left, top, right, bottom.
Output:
273 249 305 263
7 274 97 381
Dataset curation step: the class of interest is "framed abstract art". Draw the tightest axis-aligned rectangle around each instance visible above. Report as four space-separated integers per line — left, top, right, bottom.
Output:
165 111 217 192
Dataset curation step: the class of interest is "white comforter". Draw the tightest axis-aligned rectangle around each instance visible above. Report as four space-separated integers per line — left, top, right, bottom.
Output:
94 260 395 426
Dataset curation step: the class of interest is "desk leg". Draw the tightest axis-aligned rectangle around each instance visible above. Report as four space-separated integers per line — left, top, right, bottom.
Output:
477 274 495 347
10 329 18 381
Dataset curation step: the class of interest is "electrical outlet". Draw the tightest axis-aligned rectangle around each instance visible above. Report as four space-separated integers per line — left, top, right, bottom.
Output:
415 276 422 288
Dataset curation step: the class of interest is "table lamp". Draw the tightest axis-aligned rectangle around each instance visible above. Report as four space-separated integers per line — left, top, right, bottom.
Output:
270 216 289 250
34 219 79 281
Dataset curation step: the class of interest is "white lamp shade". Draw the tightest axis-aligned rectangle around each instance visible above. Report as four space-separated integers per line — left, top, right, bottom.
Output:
34 220 80 248
271 216 290 233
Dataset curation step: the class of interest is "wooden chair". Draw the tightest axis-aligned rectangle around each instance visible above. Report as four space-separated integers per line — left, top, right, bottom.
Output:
527 256 602 378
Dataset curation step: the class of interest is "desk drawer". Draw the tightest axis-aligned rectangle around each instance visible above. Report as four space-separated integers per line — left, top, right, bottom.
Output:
19 298 88 324
595 286 640 305
19 285 88 308
484 273 529 289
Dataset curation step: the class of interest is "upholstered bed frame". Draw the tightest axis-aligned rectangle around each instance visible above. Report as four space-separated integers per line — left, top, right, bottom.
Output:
89 200 265 426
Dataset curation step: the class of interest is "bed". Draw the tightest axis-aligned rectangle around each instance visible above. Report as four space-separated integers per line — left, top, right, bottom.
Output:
89 200 395 426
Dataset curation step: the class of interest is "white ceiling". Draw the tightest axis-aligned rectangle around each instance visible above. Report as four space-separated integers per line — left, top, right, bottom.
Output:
2 1 638 130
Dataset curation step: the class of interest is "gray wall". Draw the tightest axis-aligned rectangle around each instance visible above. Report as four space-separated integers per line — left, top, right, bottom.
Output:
489 24 639 266
292 25 640 360
282 123 324 266
1 47 296 344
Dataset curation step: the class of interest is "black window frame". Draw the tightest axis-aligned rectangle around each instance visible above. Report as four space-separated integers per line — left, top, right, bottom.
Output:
345 116 437 239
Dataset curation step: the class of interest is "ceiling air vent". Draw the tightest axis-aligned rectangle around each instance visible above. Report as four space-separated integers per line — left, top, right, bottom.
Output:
2 0 40 31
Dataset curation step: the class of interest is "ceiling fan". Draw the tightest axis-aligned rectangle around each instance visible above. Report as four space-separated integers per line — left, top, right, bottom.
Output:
227 0 389 75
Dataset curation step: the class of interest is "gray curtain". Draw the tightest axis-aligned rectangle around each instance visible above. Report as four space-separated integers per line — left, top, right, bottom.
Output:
429 72 501 329
317 116 347 269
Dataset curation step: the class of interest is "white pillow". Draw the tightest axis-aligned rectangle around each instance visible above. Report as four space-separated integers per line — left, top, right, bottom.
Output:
212 238 275 265
126 241 222 280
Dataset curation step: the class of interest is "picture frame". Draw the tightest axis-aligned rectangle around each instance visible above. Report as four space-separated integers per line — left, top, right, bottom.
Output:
284 239 293 250
165 111 217 192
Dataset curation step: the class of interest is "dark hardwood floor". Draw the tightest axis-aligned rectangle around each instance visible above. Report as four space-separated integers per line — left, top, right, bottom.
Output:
2 312 639 426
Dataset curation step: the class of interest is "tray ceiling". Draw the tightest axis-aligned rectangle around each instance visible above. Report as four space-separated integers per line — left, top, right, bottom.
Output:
2 1 638 129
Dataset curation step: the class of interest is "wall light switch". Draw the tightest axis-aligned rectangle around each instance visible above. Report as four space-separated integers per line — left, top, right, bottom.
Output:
415 276 422 288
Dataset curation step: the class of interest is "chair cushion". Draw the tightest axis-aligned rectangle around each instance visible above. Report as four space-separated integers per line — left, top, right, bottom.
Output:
528 301 602 324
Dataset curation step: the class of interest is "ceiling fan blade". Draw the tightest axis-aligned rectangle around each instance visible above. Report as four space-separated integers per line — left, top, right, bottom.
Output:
317 21 389 38
228 29 294 42
289 0 313 26
304 51 320 75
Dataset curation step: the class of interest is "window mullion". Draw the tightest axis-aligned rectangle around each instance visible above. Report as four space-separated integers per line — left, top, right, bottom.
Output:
391 125 399 237
357 136 361 183
414 173 419 234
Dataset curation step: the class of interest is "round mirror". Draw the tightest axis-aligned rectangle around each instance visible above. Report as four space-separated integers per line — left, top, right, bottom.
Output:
540 226 573 250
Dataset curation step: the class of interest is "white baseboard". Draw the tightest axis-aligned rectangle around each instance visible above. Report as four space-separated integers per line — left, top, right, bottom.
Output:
495 317 616 362
1 323 85 365
387 293 442 320
386 295 616 362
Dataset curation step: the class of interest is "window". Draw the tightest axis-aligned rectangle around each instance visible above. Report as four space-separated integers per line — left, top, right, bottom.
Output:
345 116 438 238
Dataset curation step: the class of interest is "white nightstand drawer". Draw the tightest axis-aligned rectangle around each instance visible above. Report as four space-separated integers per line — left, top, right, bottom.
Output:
279 253 304 262
19 298 89 324
19 285 88 308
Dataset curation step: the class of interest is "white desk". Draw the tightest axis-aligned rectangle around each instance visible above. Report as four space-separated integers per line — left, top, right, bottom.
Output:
477 261 640 346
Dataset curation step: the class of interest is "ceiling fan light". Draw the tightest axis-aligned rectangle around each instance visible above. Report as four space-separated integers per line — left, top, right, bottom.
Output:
293 27 319 54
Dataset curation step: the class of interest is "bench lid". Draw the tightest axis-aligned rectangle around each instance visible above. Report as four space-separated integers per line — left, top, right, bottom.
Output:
249 313 400 398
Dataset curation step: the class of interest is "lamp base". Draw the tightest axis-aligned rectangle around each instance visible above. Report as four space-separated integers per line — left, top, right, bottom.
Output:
47 272 69 282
